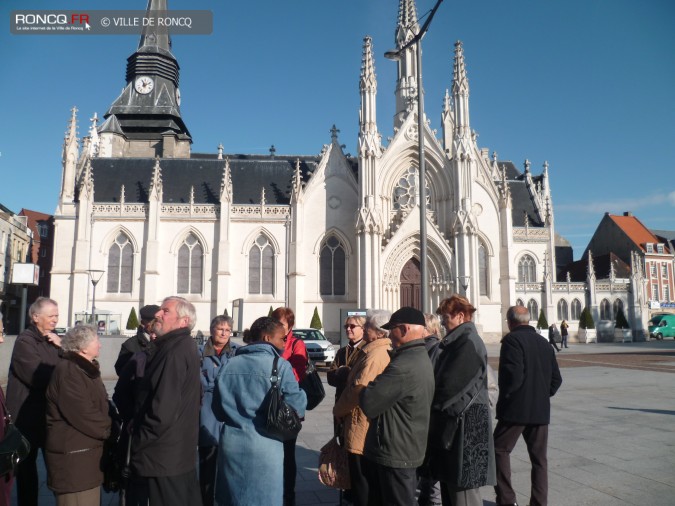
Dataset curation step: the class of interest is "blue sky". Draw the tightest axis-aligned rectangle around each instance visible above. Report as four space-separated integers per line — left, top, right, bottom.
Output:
1 0 674 259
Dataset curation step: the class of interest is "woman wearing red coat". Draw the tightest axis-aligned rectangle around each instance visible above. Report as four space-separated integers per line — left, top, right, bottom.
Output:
271 307 308 506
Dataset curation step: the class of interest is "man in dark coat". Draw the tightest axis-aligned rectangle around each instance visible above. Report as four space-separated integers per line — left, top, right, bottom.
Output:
114 304 160 376
6 297 62 506
359 307 435 506
494 305 562 506
130 297 201 506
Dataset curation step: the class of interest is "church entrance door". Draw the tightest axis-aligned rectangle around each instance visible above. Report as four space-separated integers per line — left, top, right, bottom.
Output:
400 258 421 310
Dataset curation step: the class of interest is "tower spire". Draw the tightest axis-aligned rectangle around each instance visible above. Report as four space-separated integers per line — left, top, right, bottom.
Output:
359 36 379 148
392 0 420 129
60 107 79 201
396 0 419 47
452 41 471 138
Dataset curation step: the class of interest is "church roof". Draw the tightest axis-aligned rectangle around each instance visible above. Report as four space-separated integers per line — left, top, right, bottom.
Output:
608 213 669 253
90 154 333 205
499 161 545 227
564 252 631 282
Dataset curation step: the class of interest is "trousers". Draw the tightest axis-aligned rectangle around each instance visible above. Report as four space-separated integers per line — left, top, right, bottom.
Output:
493 422 549 506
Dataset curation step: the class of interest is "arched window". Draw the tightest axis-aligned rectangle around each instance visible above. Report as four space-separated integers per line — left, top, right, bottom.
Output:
249 234 274 294
557 299 569 321
320 235 346 296
177 233 203 294
518 255 536 282
478 243 489 296
600 299 611 320
571 299 582 321
107 233 133 293
613 299 624 318
516 299 525 307
527 299 538 320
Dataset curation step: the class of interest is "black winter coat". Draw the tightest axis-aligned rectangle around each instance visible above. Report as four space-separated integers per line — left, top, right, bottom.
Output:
131 327 201 477
6 325 61 445
45 352 111 494
114 327 153 376
496 325 562 425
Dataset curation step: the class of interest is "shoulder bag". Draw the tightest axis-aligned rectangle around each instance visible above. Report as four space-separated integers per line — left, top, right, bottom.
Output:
0 395 31 477
265 355 302 441
300 359 326 410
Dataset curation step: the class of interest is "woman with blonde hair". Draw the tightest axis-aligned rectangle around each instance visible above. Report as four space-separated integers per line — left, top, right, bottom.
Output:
426 295 495 506
333 310 392 506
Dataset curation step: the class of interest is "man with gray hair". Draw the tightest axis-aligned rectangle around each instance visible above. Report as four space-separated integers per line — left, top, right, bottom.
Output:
494 305 562 506
130 296 201 505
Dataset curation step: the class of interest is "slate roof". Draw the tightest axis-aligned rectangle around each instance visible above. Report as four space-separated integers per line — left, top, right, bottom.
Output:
563 252 631 282
498 161 545 227
89 154 345 205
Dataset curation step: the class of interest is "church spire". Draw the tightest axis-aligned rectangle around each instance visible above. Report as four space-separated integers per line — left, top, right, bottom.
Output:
392 0 420 129
60 107 79 201
396 0 419 47
452 41 470 138
137 0 172 55
359 36 379 147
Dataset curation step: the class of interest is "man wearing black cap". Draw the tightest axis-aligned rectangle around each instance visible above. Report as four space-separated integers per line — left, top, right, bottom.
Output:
359 307 435 506
114 304 160 376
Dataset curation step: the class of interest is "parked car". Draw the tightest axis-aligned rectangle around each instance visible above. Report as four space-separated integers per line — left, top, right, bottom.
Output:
55 327 69 337
648 314 675 340
293 328 339 365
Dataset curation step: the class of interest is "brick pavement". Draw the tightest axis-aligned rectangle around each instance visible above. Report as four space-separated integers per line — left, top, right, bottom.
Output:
9 340 675 505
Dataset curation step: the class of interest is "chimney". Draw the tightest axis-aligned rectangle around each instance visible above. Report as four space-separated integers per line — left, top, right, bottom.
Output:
623 211 632 217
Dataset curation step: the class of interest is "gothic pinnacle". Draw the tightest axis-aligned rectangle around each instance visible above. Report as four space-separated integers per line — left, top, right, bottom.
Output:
360 36 377 92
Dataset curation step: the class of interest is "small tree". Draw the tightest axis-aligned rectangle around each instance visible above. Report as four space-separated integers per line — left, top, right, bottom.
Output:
536 309 549 329
268 306 274 317
615 307 630 329
126 307 139 330
222 308 229 317
310 306 323 330
579 307 595 329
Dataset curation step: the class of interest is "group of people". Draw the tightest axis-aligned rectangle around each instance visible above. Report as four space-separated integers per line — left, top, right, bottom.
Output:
1 293 561 506
328 296 562 506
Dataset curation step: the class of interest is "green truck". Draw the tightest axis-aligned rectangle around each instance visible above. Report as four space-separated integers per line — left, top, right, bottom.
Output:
648 314 675 340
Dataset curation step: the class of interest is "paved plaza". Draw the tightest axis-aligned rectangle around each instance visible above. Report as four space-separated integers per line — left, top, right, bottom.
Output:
8 340 675 505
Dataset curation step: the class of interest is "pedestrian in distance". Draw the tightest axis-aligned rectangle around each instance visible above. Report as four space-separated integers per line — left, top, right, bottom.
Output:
6 297 63 506
45 325 111 506
359 307 435 506
494 305 562 506
130 297 201 506
560 320 569 348
547 323 561 352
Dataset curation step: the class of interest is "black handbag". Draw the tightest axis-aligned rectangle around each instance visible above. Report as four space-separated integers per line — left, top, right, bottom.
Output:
265 355 302 441
0 401 31 477
300 360 325 410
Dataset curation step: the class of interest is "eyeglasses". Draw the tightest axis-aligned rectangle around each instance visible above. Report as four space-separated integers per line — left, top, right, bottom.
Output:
344 324 362 330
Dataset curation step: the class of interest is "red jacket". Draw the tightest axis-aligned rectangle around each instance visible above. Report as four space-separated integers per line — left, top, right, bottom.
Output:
281 332 308 382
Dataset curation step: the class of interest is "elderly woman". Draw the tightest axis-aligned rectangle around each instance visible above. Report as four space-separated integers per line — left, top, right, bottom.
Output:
333 310 392 506
327 315 366 402
199 315 238 506
426 295 495 506
213 316 306 506
45 325 111 506
6 297 62 506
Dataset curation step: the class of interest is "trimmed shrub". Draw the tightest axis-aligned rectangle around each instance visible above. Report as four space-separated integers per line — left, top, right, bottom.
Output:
310 307 323 330
615 307 630 329
126 307 139 330
268 306 274 317
579 307 595 329
222 308 229 317
536 309 549 329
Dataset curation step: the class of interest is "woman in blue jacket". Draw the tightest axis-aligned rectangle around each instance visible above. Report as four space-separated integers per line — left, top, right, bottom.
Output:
199 315 238 506
213 316 306 506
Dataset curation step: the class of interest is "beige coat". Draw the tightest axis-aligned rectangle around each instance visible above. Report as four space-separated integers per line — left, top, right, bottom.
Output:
333 338 392 455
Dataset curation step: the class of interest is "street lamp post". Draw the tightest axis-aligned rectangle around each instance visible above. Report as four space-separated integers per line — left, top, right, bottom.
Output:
87 269 104 325
385 0 444 313
458 275 471 296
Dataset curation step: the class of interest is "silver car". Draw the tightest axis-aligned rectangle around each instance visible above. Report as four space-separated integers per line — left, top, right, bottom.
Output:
293 328 339 365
